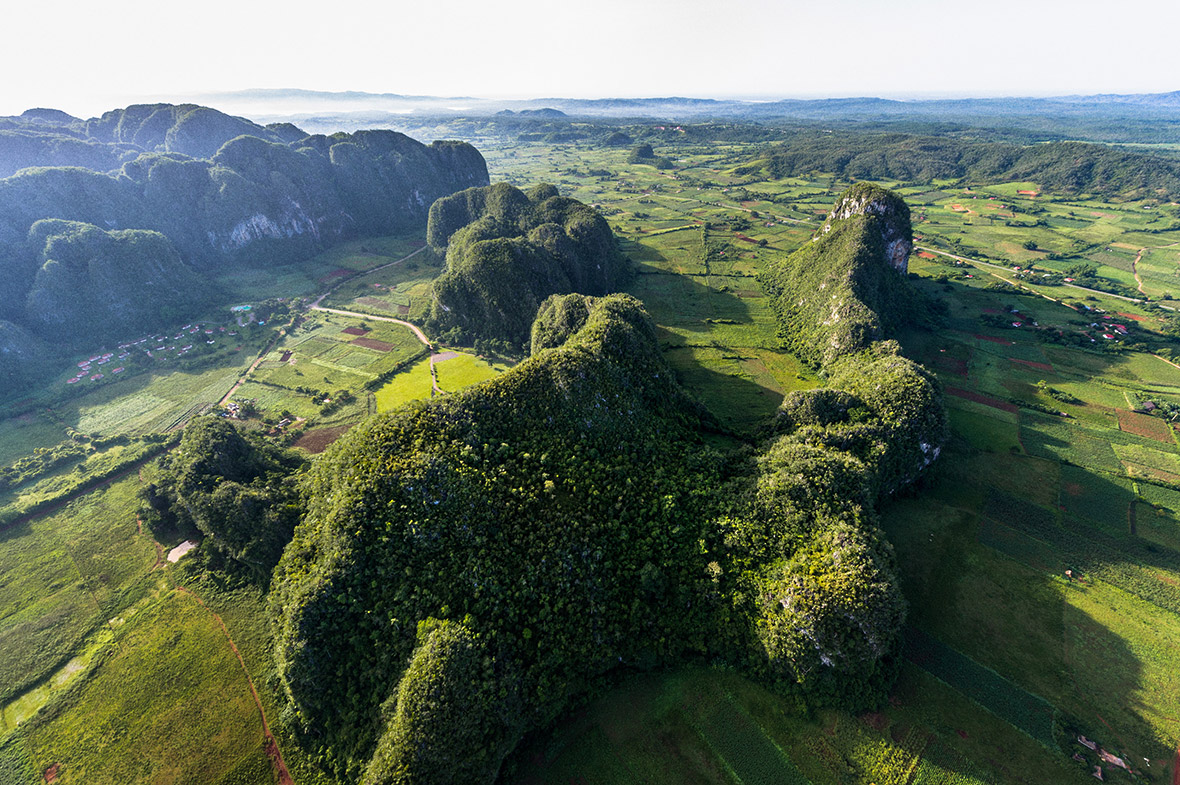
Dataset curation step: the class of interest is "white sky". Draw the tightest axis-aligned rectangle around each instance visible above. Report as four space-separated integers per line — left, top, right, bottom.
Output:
3 0 1177 118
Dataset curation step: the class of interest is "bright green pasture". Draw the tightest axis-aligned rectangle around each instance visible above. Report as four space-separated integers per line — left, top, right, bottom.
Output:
433 353 510 392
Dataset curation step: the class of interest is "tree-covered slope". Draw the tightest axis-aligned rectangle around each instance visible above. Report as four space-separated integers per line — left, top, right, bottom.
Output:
268 186 947 782
743 132 1180 199
0 109 489 383
0 129 489 272
425 182 629 349
760 182 920 367
0 103 295 178
140 417 307 583
21 220 208 341
271 294 717 779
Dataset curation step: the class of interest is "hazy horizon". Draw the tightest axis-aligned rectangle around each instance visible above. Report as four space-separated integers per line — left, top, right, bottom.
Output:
4 0 1176 119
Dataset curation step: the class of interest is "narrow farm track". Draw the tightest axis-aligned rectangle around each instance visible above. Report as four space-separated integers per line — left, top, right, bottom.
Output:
174 585 293 785
308 244 427 310
311 305 432 348
1132 248 1148 296
914 245 1152 305
219 332 286 407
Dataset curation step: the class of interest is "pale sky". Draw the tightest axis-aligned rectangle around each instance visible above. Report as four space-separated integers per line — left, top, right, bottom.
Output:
3 0 1177 118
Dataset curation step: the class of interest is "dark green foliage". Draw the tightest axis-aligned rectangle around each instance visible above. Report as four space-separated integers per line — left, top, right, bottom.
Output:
23 220 207 341
269 188 944 782
754 521 905 692
0 732 36 785
761 206 915 366
140 417 306 583
0 319 46 389
85 103 292 159
0 128 138 178
272 295 718 778
0 107 488 382
529 293 595 355
425 183 628 347
628 144 656 162
363 620 522 785
748 132 1180 199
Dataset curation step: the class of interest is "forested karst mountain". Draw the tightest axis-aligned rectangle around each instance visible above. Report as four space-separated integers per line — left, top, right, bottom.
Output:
761 182 921 366
268 185 945 784
425 182 628 349
0 103 304 177
0 105 489 385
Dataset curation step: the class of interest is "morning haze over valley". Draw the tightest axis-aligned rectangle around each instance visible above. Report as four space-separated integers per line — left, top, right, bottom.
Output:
1 2 1178 784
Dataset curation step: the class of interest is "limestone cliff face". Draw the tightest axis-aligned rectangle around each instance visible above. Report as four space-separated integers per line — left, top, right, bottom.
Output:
822 182 912 273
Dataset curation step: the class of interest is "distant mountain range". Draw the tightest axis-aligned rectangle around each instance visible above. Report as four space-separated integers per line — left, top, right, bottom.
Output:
186 88 1180 121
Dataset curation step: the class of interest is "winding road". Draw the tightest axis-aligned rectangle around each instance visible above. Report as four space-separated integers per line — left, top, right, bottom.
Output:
220 245 434 407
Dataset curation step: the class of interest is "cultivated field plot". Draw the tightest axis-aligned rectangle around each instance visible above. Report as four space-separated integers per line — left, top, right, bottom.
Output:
320 245 441 322
216 233 427 301
375 358 434 411
232 310 428 426
63 363 251 436
433 353 510 392
22 591 269 785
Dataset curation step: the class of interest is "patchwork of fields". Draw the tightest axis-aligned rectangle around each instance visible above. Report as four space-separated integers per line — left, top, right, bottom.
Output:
1 132 1180 785
481 140 1180 784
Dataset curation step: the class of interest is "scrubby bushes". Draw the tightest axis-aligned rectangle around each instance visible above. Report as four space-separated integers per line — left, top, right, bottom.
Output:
139 417 306 583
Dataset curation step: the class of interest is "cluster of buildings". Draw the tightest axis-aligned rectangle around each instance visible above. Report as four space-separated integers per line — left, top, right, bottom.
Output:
63 322 241 386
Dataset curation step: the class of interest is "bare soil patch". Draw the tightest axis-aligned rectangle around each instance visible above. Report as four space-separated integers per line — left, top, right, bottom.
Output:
1118 411 1174 443
341 327 370 337
351 337 394 352
293 424 354 454
1123 461 1180 485
945 386 1019 413
1010 358 1054 372
354 297 395 311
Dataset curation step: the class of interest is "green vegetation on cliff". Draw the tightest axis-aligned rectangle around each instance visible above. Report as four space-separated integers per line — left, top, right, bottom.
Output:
425 182 629 349
270 185 945 783
760 183 922 366
273 294 718 778
23 220 208 342
0 105 490 383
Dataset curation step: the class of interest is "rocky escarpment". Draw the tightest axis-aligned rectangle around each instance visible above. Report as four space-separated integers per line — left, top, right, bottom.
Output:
821 182 912 272
763 183 920 367
0 104 297 178
0 127 488 275
0 107 489 383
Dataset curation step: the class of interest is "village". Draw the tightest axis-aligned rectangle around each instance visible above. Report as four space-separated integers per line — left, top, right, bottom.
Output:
59 304 273 387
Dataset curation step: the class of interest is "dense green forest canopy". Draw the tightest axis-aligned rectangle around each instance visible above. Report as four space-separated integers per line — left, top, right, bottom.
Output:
425 182 629 350
760 182 924 367
268 185 945 784
741 132 1180 199
139 417 307 583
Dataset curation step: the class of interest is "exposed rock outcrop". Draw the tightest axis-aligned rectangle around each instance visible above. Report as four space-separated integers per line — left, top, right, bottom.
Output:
821 182 912 272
